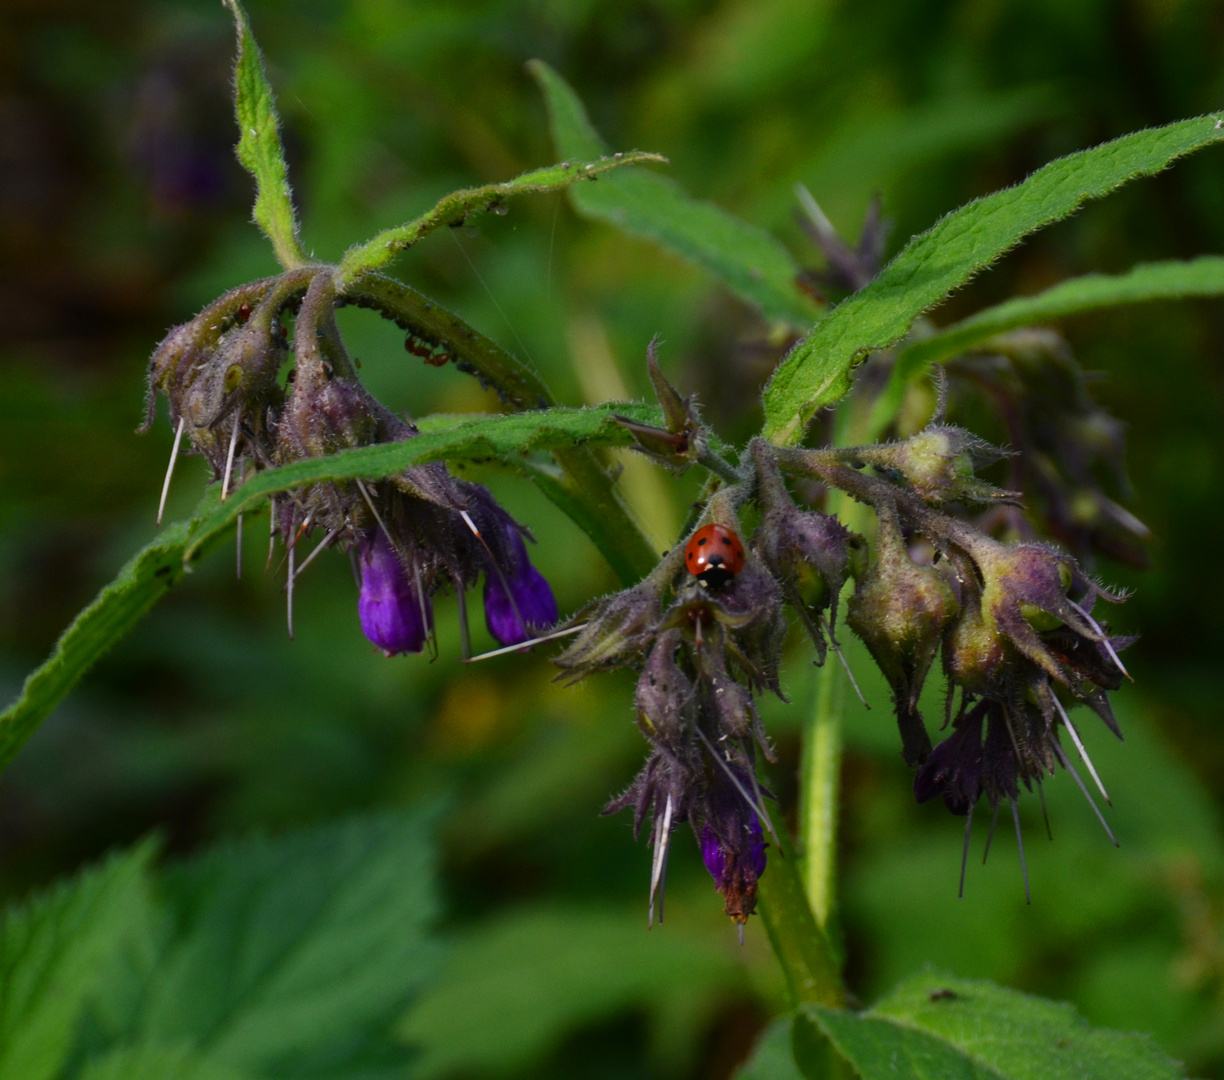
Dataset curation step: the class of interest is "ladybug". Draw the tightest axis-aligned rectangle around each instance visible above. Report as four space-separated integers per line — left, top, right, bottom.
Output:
685 524 745 590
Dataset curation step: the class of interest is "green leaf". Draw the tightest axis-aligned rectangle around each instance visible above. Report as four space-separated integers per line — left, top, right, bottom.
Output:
529 60 820 328
397 903 741 1077
0 841 158 1080
180 402 661 563
223 0 307 269
0 522 197 773
802 971 1185 1080
733 1016 805 1080
77 1045 254 1080
338 274 659 581
868 255 1224 436
0 403 660 777
762 115 1224 444
132 809 439 1071
336 152 666 285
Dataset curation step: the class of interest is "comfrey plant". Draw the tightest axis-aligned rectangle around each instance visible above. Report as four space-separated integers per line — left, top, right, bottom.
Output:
141 253 558 656
4 5 1224 1077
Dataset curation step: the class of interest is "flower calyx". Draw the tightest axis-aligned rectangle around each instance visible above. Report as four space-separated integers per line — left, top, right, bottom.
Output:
613 339 707 472
143 265 556 658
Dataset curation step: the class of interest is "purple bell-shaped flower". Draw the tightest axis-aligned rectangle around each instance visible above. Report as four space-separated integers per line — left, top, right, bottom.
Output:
357 531 431 655
700 814 767 927
483 525 558 646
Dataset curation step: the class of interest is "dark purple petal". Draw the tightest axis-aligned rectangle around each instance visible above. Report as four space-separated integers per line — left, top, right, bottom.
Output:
483 528 557 646
701 817 766 891
914 704 985 815
358 531 430 655
700 825 726 884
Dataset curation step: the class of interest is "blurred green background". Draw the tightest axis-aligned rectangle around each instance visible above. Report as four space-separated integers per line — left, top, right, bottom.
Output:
2 0 1224 1076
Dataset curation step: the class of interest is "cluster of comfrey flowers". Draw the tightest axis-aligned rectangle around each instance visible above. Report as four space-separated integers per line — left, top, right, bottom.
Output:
557 341 1135 929
141 265 556 656
140 208 1140 931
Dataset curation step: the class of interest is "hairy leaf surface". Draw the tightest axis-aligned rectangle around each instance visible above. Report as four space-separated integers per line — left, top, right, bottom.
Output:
134 810 438 1070
223 0 306 269
0 842 158 1080
869 255 1224 436
763 115 1224 444
337 153 664 284
803 971 1184 1080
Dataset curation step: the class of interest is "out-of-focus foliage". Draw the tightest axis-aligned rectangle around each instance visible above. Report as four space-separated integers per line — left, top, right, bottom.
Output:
0 808 438 1078
2 1 1224 1077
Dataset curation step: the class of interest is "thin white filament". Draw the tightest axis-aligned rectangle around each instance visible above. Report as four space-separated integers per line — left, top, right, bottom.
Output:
1067 598 1130 681
820 613 869 708
157 417 186 525
648 794 674 928
290 528 340 583
287 535 296 641
465 623 587 663
355 480 395 547
267 497 278 569
694 725 780 849
1051 694 1111 804
1049 734 1118 846
459 509 528 637
221 410 241 501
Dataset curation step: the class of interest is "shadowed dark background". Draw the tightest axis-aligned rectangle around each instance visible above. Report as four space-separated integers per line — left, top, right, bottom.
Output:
2 0 1223 1076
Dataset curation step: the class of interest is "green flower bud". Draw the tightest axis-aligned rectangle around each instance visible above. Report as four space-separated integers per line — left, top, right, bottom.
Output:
847 502 960 765
856 424 1012 506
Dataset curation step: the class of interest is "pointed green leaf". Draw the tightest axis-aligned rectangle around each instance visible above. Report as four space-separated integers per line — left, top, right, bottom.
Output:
178 402 662 563
803 971 1184 1080
0 521 196 773
867 255 1224 436
223 0 307 269
336 152 666 285
0 403 661 777
0 841 159 1080
134 809 438 1071
763 115 1224 444
529 60 820 328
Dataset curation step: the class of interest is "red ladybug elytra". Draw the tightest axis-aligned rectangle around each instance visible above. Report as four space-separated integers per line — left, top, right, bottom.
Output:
685 524 745 590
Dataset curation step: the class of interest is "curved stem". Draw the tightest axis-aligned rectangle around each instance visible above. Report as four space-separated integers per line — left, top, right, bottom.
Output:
340 270 656 583
697 447 743 486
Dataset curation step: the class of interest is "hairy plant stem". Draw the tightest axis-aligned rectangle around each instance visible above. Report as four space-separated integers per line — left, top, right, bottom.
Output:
757 828 845 1007
697 447 744 486
339 270 657 583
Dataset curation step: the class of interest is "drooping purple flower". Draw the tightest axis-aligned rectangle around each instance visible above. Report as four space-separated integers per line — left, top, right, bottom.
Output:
483 525 557 646
357 531 431 655
700 818 767 923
